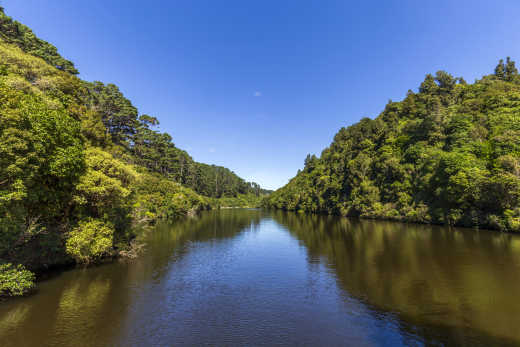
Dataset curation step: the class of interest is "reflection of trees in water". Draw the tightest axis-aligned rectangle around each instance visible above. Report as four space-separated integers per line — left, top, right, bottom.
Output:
143 209 265 278
150 209 265 247
271 210 520 346
0 210 265 346
0 266 135 346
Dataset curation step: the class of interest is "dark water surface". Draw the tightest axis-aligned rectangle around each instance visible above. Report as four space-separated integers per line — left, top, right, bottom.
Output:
1 209 520 346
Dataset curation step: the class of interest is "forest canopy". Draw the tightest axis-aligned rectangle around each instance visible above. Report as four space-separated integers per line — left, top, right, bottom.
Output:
264 60 520 232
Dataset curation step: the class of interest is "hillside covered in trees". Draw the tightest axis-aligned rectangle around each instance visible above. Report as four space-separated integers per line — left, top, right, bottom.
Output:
265 60 520 233
0 8 268 296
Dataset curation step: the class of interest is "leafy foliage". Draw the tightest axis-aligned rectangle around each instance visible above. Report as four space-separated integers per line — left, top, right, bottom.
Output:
0 80 85 255
133 171 212 221
217 193 268 208
265 60 520 232
73 147 137 230
0 263 35 296
65 219 114 263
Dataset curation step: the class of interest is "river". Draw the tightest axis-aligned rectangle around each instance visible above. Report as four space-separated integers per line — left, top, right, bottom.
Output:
1 209 520 346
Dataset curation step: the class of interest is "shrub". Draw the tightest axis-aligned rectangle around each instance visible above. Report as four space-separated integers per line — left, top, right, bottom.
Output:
0 263 35 296
505 209 520 232
66 219 114 263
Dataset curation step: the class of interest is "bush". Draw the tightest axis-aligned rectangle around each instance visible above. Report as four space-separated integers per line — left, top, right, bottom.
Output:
0 263 35 296
505 209 520 232
66 219 114 263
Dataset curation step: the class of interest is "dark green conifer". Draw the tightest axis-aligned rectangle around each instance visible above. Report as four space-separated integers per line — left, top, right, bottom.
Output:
494 59 505 79
505 57 518 81
419 74 438 94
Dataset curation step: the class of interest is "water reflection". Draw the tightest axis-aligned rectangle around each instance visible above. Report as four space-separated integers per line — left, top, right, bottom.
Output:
272 211 520 345
0 209 519 346
0 209 263 347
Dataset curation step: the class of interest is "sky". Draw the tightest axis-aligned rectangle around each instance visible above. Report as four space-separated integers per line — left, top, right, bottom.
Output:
4 0 520 190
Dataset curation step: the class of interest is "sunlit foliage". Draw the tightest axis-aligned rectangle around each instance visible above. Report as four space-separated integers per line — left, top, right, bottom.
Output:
65 219 114 263
0 263 35 296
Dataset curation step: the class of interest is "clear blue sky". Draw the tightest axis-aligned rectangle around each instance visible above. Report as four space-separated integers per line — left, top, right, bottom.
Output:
5 1 520 189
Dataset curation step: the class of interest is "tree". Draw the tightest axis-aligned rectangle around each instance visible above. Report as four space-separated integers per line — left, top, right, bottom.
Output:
139 114 159 128
419 74 438 94
505 57 519 81
66 219 114 263
435 71 456 91
85 82 139 144
0 82 85 254
495 59 505 79
495 57 519 81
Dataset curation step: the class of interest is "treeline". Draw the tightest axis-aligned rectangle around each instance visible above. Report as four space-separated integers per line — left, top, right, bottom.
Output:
265 60 520 232
83 80 270 199
0 8 267 295
131 114 270 198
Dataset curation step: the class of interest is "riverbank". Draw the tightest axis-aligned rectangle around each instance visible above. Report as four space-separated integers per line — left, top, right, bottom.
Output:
0 204 265 298
262 207 514 234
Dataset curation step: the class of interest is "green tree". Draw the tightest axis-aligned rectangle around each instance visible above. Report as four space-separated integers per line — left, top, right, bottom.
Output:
495 59 505 79
0 82 85 255
505 57 519 81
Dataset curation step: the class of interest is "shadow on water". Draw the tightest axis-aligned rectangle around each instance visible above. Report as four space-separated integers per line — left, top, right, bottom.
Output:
271 210 520 346
0 209 519 346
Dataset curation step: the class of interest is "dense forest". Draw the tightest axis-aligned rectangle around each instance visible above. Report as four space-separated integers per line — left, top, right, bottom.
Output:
265 60 520 233
0 8 268 296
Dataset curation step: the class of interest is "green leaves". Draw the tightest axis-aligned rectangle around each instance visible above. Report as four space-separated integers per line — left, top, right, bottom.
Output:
0 81 86 255
0 263 35 296
73 147 138 229
66 219 114 263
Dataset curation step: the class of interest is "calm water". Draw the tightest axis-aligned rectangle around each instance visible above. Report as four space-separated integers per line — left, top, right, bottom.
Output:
1 209 520 346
